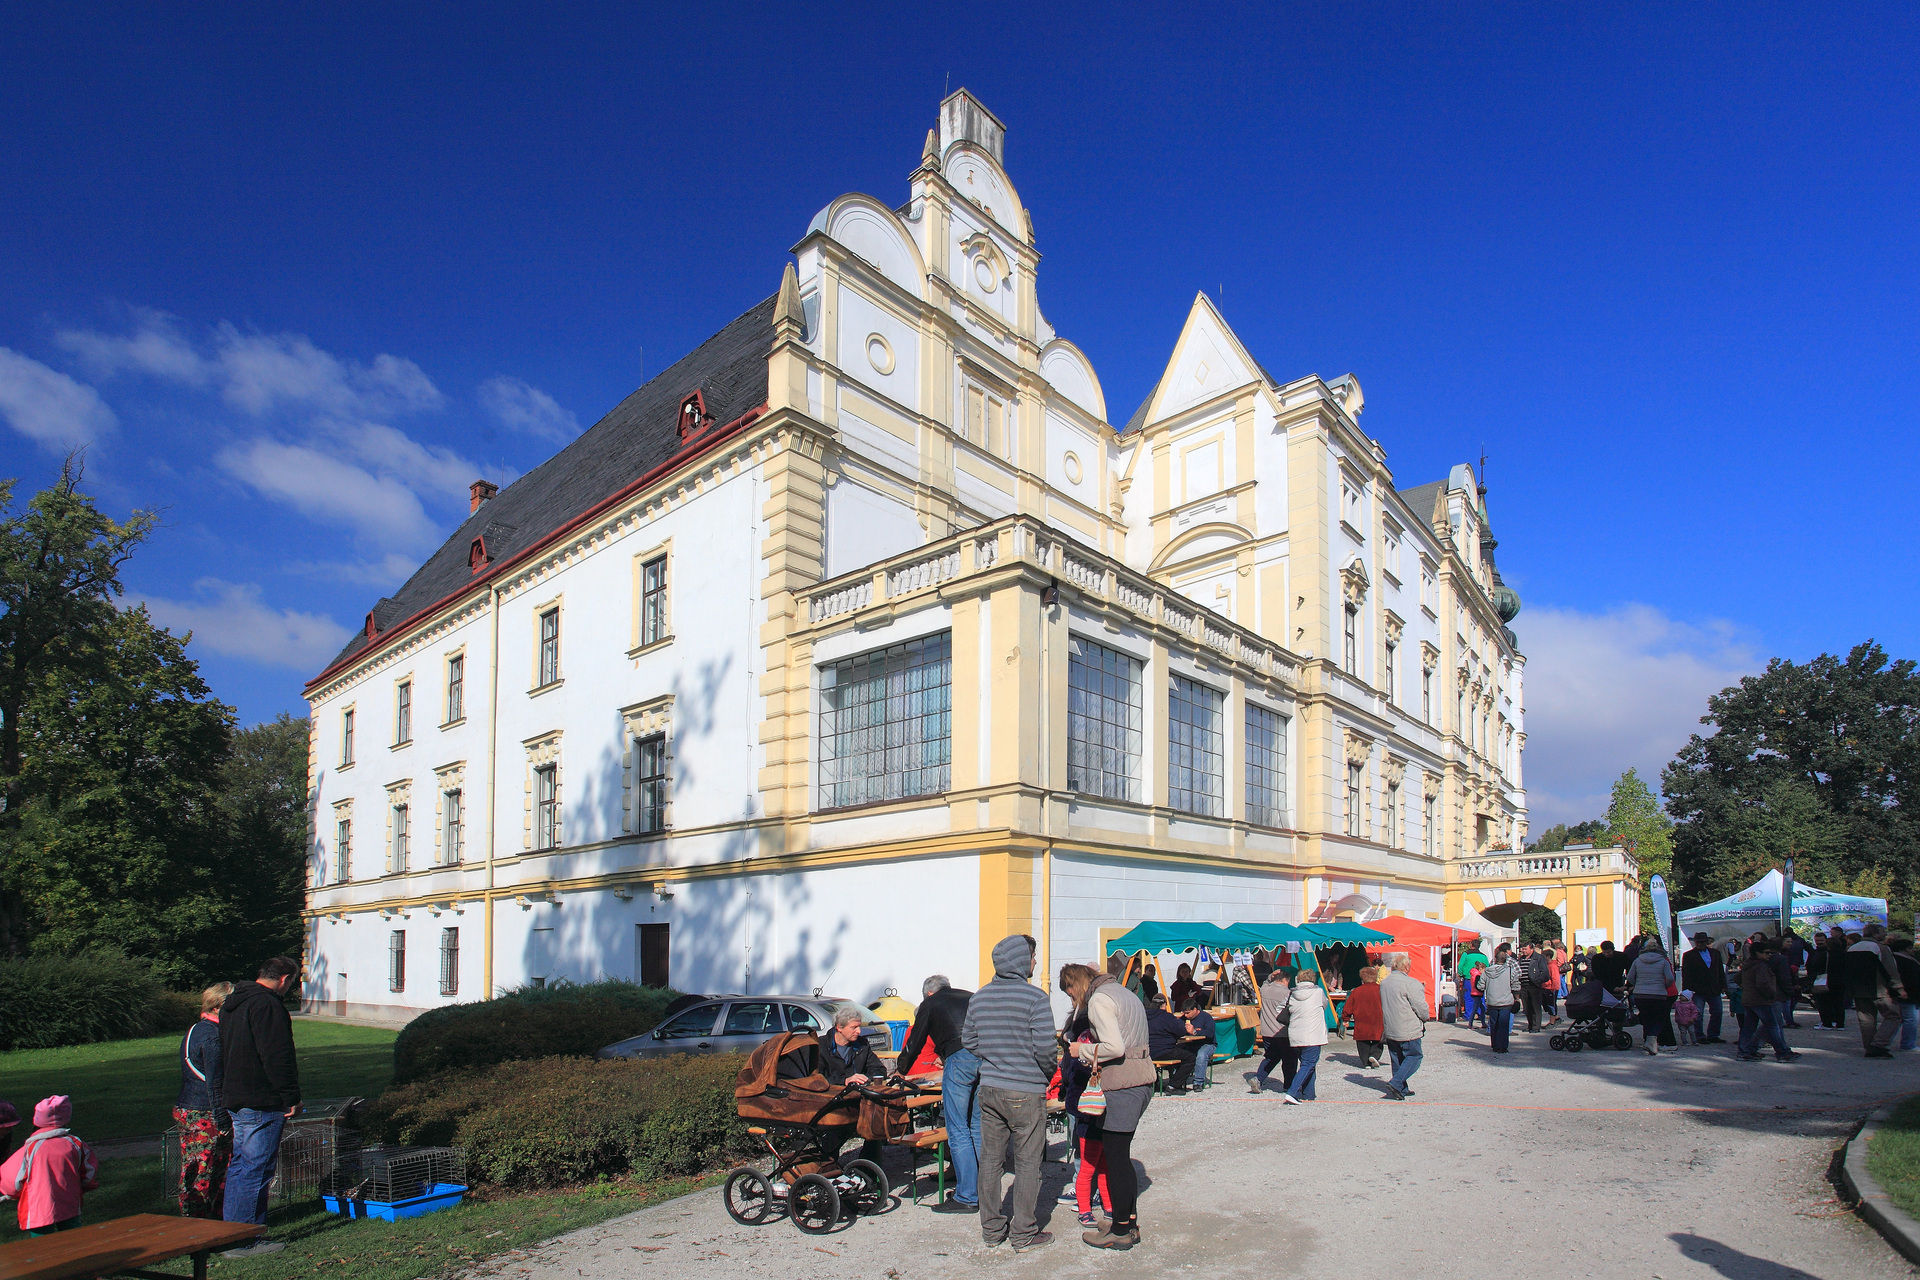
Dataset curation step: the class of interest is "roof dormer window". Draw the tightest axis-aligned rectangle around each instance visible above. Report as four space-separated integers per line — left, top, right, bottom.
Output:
678 391 709 441
469 536 490 574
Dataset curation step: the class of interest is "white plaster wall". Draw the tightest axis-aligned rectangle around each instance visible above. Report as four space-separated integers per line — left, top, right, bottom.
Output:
836 285 920 412
825 477 923 580
487 854 982 1002
1048 852 1303 970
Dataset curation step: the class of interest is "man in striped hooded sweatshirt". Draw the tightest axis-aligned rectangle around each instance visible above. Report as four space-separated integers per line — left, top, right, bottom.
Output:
961 934 1058 1253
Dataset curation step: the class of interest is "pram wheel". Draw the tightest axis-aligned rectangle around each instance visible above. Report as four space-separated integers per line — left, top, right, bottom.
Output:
1563 1032 1583 1052
790 1173 840 1234
1613 1030 1633 1050
844 1158 890 1215
1548 1034 1565 1051
723 1167 775 1225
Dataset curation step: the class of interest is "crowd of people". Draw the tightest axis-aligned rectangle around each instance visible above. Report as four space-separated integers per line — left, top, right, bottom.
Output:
1451 923 1916 1061
884 934 1436 1253
0 954 303 1256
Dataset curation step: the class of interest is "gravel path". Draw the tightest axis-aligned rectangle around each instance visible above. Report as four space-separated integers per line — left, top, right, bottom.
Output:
482 1018 1917 1279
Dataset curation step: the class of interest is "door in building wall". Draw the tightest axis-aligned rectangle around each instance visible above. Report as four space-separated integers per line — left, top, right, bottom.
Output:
637 923 670 989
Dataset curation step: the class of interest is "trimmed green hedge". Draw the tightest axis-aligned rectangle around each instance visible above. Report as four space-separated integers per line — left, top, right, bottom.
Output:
364 1054 752 1188
0 949 203 1050
391 980 681 1084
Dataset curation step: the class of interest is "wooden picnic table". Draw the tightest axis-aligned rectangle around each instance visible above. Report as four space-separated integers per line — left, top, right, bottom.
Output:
0 1214 262 1280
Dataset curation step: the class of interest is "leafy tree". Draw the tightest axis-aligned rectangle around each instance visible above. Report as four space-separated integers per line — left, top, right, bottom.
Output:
1517 906 1562 946
1531 818 1610 853
7 606 235 985
1665 642 1920 911
1608 768 1673 933
213 713 311 968
0 460 157 952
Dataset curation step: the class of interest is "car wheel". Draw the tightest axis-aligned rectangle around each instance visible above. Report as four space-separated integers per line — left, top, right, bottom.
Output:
789 1173 840 1234
843 1158 889 1215
723 1167 774 1225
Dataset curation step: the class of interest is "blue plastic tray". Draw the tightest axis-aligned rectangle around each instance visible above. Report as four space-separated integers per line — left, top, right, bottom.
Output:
323 1182 467 1220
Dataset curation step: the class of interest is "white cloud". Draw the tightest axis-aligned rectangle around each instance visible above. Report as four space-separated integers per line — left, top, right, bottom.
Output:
142 579 352 670
328 420 504 500
0 348 117 451
55 313 443 418
479 375 579 442
56 307 209 385
1518 603 1759 826
284 553 422 588
217 438 440 552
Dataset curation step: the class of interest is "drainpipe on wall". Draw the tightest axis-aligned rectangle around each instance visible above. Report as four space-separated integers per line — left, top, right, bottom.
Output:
483 580 502 998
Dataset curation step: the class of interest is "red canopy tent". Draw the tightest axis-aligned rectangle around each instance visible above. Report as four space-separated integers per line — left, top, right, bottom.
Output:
1362 917 1480 1016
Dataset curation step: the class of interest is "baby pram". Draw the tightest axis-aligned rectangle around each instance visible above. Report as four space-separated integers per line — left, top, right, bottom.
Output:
1552 979 1633 1051
723 1031 916 1233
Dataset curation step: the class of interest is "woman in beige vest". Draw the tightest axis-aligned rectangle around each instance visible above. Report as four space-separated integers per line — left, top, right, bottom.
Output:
1062 965 1153 1250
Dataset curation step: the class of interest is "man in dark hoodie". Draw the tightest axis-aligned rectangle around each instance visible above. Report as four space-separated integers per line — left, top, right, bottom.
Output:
219 956 301 1257
961 935 1058 1253
899 975 979 1214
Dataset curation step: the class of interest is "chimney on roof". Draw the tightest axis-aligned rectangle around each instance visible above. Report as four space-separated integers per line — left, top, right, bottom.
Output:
469 479 499 513
939 89 1006 164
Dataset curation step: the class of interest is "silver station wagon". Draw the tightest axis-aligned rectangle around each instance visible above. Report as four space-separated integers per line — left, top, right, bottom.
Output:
596 995 895 1060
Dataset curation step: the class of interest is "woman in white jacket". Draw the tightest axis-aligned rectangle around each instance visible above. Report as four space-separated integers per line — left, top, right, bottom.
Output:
1281 970 1330 1104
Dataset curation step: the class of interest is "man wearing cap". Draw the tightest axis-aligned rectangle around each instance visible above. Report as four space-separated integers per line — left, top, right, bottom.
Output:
1681 932 1728 1044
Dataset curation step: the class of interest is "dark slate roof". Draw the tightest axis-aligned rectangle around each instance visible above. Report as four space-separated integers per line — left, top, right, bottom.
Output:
1395 480 1447 529
314 294 777 679
1121 377 1162 435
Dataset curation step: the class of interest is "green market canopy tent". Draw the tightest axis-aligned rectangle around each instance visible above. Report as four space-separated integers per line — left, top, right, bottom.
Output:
1676 869 1887 941
1104 922 1240 955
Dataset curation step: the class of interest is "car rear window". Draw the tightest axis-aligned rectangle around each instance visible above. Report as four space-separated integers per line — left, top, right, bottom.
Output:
722 1002 781 1035
654 1006 720 1039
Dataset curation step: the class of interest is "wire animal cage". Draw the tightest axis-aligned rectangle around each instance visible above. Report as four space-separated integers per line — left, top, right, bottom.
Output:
161 1097 363 1211
322 1145 468 1220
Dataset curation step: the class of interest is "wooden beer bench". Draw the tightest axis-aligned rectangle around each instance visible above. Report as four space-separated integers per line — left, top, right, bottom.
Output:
0 1214 262 1280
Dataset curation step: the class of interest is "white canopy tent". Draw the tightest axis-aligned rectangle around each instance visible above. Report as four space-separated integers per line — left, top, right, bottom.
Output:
1677 868 1887 941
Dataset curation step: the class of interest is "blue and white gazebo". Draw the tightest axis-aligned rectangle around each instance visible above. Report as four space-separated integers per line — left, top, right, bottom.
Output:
1676 868 1887 941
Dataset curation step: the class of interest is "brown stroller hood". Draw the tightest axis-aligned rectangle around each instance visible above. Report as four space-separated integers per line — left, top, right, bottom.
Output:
734 1032 861 1127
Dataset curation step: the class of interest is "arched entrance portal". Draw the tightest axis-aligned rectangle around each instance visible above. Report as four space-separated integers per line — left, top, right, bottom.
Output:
1446 847 1642 947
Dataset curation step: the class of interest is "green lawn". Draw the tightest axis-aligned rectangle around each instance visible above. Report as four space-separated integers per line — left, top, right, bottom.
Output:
0 1153 721 1277
0 1021 396 1143
1868 1096 1920 1218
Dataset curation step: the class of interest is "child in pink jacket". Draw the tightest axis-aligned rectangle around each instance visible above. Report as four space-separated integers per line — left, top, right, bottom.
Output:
0 1096 98 1234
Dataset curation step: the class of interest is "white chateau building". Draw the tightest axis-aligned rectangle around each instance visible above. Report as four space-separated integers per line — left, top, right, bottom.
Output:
302 93 1527 1021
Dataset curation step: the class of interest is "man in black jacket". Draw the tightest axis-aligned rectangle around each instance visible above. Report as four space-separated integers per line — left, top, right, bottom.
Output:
1518 943 1552 1032
1145 997 1197 1093
219 956 301 1256
900 975 979 1214
1681 933 1728 1043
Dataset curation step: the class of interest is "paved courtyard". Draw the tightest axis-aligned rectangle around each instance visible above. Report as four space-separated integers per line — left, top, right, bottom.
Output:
483 1019 1915 1279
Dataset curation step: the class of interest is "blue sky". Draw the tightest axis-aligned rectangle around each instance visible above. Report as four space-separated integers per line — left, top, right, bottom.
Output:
2 4 1915 824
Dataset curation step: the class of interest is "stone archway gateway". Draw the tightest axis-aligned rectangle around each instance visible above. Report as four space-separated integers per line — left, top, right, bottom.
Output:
1445 844 1641 945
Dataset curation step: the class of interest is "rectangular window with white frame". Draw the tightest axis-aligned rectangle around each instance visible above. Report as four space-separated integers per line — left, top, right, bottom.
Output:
442 788 463 865
636 733 668 833
1066 637 1142 802
439 927 459 997
334 816 350 883
1384 641 1396 703
1245 703 1289 828
395 680 412 745
639 555 669 647
446 654 464 724
1343 606 1358 675
389 803 409 874
1386 778 1401 848
817 632 952 810
535 764 560 849
1167 676 1225 818
1422 667 1433 724
1346 762 1364 838
537 607 560 687
1424 792 1437 856
341 708 355 766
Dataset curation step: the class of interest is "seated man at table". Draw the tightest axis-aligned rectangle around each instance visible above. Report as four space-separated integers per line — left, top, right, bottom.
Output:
1179 1000 1218 1088
1145 996 1197 1094
819 1006 890 1163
